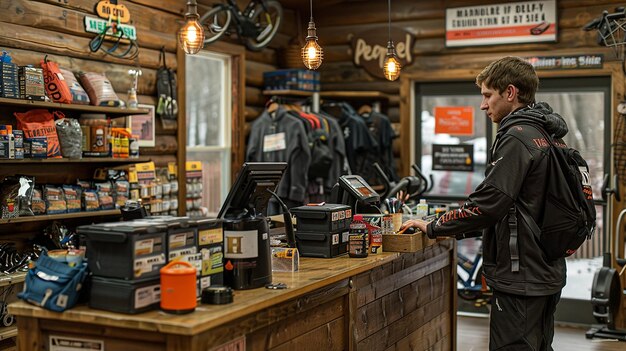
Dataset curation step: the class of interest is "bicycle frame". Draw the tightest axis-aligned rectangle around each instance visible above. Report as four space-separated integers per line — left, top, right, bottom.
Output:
223 0 271 38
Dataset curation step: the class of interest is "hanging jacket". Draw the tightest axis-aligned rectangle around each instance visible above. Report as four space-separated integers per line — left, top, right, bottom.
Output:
246 106 311 203
363 111 398 182
426 102 568 296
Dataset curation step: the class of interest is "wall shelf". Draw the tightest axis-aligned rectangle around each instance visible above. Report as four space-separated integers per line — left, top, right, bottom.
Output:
0 97 149 117
319 91 391 100
0 326 17 341
0 157 150 164
0 210 121 225
0 272 26 288
262 90 316 97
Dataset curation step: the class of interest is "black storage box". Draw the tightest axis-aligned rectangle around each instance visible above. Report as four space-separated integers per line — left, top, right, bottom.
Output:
290 204 352 233
77 221 167 280
296 230 349 258
194 218 224 287
89 276 160 314
145 216 198 262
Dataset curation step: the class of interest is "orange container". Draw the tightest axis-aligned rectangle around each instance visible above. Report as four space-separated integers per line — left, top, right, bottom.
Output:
160 261 197 314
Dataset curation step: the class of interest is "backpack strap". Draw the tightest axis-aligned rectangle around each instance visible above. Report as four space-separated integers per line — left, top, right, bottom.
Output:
508 206 520 272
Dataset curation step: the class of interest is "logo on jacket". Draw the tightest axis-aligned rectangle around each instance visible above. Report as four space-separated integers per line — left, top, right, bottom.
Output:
490 157 503 166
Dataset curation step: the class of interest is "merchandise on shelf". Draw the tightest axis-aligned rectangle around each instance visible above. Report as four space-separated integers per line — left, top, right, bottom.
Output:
263 69 320 92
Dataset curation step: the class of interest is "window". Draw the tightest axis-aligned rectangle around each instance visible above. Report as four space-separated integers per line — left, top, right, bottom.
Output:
185 51 232 216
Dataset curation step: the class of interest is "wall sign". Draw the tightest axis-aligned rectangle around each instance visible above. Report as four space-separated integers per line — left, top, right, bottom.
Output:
445 0 557 47
351 27 414 80
433 144 474 172
523 55 603 70
434 106 474 136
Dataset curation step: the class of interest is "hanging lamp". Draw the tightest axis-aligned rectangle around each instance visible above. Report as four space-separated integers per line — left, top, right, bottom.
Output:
383 0 401 81
302 0 323 70
178 0 205 55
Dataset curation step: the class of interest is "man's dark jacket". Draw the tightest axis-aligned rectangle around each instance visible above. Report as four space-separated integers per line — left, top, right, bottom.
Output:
426 102 568 296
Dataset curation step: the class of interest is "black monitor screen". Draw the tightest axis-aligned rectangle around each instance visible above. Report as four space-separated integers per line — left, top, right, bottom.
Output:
218 162 287 219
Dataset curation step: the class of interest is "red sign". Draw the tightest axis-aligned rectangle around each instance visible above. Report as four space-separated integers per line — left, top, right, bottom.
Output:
434 106 474 135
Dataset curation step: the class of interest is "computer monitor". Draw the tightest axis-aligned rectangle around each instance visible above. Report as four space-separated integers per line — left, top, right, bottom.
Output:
218 162 288 219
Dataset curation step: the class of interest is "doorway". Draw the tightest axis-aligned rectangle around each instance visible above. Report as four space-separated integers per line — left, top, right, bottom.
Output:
412 76 612 324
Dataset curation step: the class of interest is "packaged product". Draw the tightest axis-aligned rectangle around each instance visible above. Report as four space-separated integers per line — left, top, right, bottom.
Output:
31 188 46 215
44 185 67 214
95 181 114 210
40 56 72 104
55 118 83 159
63 185 81 213
59 68 90 104
78 72 122 107
82 189 100 211
15 109 63 158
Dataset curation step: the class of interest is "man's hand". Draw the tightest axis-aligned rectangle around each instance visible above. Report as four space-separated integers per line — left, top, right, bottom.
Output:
400 218 430 234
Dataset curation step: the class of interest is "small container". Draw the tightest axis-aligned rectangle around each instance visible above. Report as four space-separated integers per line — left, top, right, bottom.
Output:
47 249 67 262
129 135 139 158
160 261 197 314
348 215 368 258
201 286 233 305
416 199 429 220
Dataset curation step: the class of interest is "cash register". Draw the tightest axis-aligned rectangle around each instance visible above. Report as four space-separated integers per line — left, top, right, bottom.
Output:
330 175 380 213
218 162 287 290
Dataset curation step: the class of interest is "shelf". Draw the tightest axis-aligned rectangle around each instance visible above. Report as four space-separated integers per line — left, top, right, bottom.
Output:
0 209 121 224
262 90 317 97
0 97 149 116
0 326 17 341
0 272 26 288
319 91 391 100
0 157 150 164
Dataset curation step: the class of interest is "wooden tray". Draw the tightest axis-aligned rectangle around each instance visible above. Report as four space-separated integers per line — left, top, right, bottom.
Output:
383 232 424 252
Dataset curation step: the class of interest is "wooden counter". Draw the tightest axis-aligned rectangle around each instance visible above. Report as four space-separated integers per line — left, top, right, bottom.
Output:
9 240 455 351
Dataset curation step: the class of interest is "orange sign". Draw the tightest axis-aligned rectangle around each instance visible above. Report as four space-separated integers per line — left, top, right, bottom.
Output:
434 106 474 135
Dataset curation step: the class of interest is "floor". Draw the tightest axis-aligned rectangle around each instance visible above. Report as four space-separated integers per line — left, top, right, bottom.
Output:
457 315 626 351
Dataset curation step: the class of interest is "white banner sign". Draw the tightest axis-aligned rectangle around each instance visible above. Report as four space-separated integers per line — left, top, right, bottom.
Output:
446 0 556 47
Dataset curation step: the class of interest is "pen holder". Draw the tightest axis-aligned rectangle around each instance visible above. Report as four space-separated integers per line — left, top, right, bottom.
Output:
271 247 299 272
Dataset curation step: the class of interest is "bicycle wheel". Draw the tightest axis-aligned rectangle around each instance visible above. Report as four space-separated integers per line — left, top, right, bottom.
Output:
199 5 231 45
244 0 283 51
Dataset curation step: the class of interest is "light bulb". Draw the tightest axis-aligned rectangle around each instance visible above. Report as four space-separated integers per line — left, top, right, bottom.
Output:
178 18 205 55
382 41 401 81
178 1 204 55
302 19 323 70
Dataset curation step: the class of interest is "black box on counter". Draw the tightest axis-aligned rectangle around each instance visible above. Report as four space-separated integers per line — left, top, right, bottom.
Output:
89 276 161 314
195 218 224 287
144 216 198 262
290 204 352 233
77 221 168 280
295 229 349 258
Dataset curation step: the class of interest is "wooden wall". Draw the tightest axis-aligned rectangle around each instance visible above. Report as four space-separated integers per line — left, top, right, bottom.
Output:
312 0 622 175
0 0 299 168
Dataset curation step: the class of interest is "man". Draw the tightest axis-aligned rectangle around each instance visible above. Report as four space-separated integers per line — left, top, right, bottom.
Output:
401 56 568 350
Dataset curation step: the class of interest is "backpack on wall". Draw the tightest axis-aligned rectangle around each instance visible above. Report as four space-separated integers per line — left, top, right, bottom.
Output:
156 47 178 122
513 125 596 261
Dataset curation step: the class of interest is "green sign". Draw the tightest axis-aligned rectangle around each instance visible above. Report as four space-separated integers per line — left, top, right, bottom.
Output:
84 15 137 41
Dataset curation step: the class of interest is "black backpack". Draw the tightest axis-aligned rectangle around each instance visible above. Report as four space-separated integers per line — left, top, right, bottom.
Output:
512 125 596 262
156 47 178 121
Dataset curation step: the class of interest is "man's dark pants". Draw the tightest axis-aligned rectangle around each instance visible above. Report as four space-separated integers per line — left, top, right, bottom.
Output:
489 289 561 350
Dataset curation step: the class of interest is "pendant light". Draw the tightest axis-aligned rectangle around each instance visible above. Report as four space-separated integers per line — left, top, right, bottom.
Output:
383 0 401 81
178 0 205 55
302 0 323 70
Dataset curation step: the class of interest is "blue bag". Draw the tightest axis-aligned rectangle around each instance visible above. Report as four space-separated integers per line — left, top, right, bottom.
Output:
18 252 89 312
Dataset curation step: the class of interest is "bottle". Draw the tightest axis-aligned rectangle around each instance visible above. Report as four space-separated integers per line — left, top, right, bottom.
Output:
416 199 429 220
129 134 140 158
367 221 383 255
348 215 369 258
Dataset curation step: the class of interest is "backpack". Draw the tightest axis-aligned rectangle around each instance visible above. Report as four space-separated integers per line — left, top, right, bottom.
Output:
512 125 596 262
156 47 178 121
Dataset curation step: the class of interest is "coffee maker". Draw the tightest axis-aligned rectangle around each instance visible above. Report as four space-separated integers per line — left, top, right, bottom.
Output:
218 162 287 290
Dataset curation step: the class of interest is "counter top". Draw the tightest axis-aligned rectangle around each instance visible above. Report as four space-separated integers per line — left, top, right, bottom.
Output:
10 252 400 336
